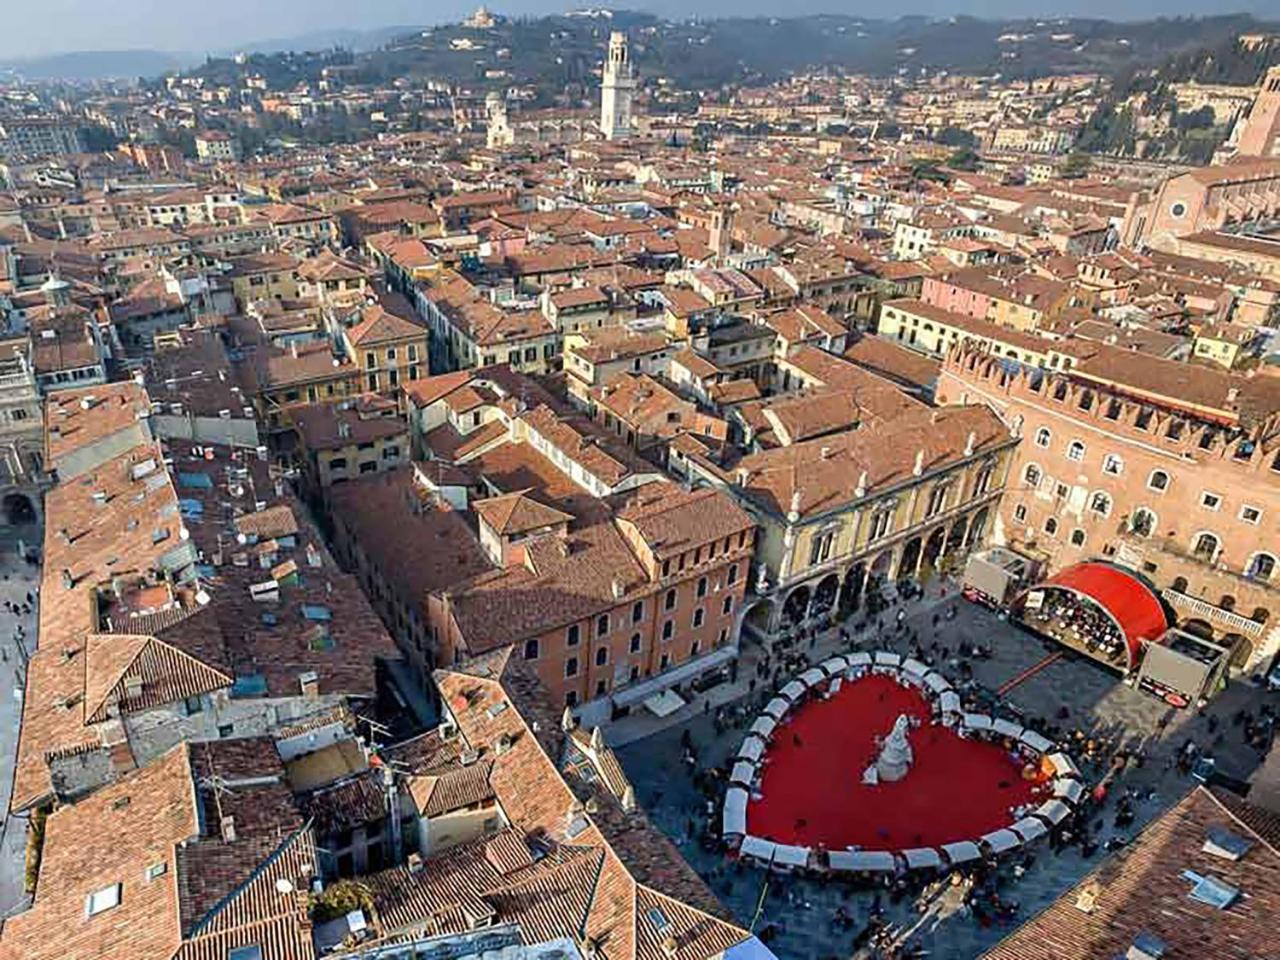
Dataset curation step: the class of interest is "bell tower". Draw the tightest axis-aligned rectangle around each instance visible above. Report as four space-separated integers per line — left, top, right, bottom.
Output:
600 31 637 141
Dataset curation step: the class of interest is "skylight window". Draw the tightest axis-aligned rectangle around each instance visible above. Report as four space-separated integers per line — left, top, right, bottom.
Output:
229 947 265 960
85 883 121 916
1203 827 1253 862
1182 870 1240 910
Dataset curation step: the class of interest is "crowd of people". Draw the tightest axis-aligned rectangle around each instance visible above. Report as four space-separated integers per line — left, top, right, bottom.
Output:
1022 591 1128 665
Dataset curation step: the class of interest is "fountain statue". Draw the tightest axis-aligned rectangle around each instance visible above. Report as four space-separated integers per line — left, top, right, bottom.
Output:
862 714 914 785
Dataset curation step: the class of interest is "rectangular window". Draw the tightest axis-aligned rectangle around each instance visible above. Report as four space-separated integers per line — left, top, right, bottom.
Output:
565 657 578 678
632 601 644 623
722 595 733 615
693 608 705 628
662 620 673 641
1240 505 1262 524
567 624 580 646
1201 491 1222 511
86 883 121 916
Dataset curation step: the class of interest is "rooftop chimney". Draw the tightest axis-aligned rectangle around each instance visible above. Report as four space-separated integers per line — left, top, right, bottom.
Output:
298 671 319 699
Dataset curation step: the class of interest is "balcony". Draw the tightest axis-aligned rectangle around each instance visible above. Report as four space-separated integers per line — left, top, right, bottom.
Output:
1162 589 1265 638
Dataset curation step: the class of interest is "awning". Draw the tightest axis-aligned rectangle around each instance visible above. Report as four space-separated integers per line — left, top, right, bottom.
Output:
737 737 765 762
939 691 962 714
740 835 777 864
1036 799 1072 824
1032 562 1170 669
773 844 810 868
723 788 748 836
1019 729 1054 754
828 849 897 872
1011 817 1048 842
1047 752 1080 778
902 847 942 869
846 652 873 669
964 713 994 732
642 689 686 718
780 680 806 701
799 668 826 688
730 760 756 786
923 671 952 693
992 718 1023 739
941 841 982 864
724 936 778 960
821 656 848 676
874 651 903 668
614 645 737 707
981 829 1021 853
750 716 777 740
764 697 790 720
1053 779 1085 804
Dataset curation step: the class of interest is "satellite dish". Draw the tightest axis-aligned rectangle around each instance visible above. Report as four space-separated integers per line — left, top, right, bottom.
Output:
275 878 294 895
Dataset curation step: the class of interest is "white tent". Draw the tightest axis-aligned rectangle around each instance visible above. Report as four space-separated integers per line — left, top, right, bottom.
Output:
739 835 777 865
820 656 848 676
773 844 810 870
902 658 930 680
1047 752 1080 777
643 689 686 718
829 849 897 872
722 788 748 836
1019 729 1054 754
874 651 903 668
845 652 873 671
939 691 962 715
992 718 1023 739
1036 799 1072 824
980 829 1021 854
902 847 942 869
1053 779 1085 804
799 668 826 688
730 760 757 786
737 737 764 763
1011 817 1048 843
749 716 777 740
780 680 806 701
963 713 994 732
764 697 790 720
923 671 951 693
941 841 982 864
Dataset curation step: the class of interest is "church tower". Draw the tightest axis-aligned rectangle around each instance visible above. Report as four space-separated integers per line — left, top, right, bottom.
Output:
600 31 637 141
1236 65 1280 158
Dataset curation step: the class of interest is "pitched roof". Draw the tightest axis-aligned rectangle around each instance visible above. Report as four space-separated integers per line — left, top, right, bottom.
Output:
474 490 574 536
981 786 1280 960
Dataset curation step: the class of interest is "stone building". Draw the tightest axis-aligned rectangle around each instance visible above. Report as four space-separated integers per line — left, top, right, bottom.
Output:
938 344 1280 671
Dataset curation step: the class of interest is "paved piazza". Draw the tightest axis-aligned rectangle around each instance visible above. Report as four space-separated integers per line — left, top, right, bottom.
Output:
618 588 1275 960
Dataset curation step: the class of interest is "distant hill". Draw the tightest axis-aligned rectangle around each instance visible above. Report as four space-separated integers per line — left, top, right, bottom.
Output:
226 25 420 57
0 49 195 81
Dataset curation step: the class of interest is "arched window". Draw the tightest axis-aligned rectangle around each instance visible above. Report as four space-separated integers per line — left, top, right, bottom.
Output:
974 462 995 496
1220 595 1236 612
1089 492 1112 517
1044 517 1059 535
1130 508 1156 538
1102 453 1123 476
1034 427 1051 448
1024 463 1042 487
1070 528 1086 547
1147 469 1170 492
1066 440 1086 462
1172 576 1189 593
1247 553 1276 582
1192 532 1220 562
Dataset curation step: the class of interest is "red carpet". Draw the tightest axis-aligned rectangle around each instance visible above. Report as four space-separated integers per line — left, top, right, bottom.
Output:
747 674 1040 850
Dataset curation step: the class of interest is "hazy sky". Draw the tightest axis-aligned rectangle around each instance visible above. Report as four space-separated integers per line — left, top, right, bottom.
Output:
0 0 1274 59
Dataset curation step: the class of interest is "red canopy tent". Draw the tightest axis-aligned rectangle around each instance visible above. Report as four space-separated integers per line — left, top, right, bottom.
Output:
1034 562 1170 669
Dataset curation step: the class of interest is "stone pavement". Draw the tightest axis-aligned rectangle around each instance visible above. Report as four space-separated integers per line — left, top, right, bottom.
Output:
616 580 1278 960
0 530 40 921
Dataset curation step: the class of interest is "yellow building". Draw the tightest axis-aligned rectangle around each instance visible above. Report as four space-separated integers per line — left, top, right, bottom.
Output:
686 403 1019 635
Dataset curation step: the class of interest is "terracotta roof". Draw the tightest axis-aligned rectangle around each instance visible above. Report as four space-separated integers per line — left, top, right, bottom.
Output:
346 302 425 346
982 786 1280 960
474 490 574 536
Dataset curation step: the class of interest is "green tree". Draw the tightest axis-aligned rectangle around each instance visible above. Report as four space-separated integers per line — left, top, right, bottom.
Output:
947 148 980 172
1060 151 1093 178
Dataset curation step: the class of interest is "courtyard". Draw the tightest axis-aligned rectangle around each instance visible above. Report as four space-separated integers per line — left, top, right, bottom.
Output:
617 586 1276 960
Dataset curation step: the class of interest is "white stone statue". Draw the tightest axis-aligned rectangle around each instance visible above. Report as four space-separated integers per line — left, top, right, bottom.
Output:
864 714 914 785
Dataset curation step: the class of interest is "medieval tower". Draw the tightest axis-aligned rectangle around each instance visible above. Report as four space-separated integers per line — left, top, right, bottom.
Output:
600 31 637 141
